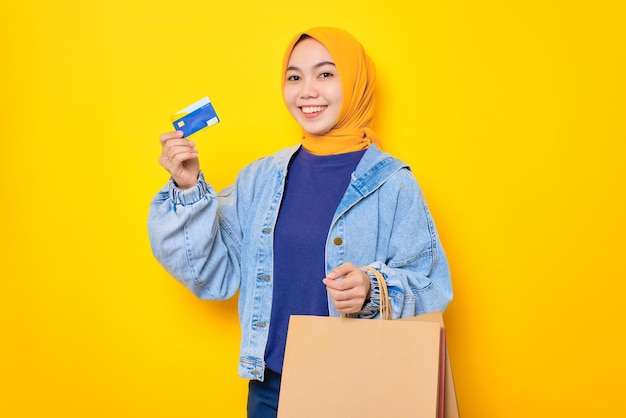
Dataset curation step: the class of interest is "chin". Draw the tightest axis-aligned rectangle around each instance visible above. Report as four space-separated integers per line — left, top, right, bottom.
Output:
302 123 333 136
304 129 329 136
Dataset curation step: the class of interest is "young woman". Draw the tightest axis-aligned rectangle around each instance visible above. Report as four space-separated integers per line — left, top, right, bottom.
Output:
148 27 452 418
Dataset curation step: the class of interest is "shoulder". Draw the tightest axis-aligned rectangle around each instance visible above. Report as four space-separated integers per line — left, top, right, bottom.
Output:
237 145 299 181
353 145 417 192
358 145 411 174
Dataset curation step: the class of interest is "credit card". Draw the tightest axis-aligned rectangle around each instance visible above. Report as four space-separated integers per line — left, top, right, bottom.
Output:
170 97 220 137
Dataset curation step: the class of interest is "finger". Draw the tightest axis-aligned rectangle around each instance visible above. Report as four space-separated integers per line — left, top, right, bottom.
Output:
326 278 369 302
325 262 357 280
322 276 351 291
333 299 361 313
166 145 198 162
160 130 184 145
159 150 197 174
326 282 367 313
326 284 361 301
323 268 364 290
162 139 198 162
163 139 196 155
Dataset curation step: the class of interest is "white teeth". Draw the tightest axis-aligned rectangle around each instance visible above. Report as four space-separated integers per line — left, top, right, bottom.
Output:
302 106 326 114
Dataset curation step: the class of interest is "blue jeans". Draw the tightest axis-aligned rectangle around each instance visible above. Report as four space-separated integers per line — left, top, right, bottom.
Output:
247 368 281 418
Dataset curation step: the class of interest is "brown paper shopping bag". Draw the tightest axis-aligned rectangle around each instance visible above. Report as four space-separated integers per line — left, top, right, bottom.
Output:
278 267 459 418
401 312 460 418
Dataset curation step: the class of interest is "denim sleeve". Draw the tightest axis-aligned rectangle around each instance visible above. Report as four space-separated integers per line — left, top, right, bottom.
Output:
147 172 241 300
359 172 452 320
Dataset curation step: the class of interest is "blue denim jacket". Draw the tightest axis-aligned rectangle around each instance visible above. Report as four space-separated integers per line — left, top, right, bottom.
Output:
148 144 452 381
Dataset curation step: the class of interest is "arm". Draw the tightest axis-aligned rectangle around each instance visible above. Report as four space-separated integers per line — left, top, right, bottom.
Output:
147 132 242 300
375 172 452 318
326 169 452 319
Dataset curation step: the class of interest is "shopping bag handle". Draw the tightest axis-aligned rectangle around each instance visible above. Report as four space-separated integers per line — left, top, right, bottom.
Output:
360 266 392 320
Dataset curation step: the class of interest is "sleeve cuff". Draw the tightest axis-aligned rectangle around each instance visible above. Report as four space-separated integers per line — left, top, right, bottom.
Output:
355 267 384 318
168 172 212 205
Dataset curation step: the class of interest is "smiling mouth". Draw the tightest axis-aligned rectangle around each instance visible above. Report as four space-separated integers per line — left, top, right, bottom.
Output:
301 106 327 114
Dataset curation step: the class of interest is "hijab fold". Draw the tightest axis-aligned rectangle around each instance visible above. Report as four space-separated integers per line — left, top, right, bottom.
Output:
282 27 381 155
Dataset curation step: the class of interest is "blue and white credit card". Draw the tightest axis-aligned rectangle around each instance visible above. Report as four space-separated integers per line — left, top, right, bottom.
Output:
170 97 220 137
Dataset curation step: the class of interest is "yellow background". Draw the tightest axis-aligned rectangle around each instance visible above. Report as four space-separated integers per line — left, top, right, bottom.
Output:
1 1 624 417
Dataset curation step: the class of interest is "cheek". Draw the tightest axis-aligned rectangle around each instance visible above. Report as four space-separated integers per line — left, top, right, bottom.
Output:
283 85 296 104
333 81 343 105
329 83 343 111
324 80 343 111
283 87 301 119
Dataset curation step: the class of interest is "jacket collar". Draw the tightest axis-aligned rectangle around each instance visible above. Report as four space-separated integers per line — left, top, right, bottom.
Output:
272 144 408 194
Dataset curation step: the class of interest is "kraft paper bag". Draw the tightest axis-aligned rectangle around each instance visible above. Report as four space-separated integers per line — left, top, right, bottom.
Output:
401 311 460 418
278 314 448 418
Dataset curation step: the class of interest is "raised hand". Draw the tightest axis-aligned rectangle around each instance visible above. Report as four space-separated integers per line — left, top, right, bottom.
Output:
158 131 200 189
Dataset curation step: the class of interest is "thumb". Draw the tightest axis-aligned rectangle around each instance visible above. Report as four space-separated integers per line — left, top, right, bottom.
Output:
322 270 341 288
325 262 355 280
325 271 340 280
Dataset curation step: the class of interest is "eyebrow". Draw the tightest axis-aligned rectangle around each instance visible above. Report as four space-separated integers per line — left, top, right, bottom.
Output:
286 61 336 72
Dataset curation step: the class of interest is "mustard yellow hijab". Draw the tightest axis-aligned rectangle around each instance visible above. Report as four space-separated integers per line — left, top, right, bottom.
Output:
282 27 381 155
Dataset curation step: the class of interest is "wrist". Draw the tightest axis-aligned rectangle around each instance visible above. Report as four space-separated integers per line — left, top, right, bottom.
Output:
356 267 382 317
172 171 201 190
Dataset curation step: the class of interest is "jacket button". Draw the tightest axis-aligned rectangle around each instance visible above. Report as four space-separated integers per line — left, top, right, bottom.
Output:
333 237 343 245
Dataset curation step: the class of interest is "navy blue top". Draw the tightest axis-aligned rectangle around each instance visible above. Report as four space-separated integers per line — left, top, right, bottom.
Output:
265 147 366 373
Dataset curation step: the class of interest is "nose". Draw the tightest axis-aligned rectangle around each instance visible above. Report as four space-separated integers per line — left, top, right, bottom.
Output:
299 78 319 99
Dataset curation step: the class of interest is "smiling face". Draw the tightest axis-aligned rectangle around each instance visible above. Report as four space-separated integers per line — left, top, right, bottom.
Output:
283 37 343 136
